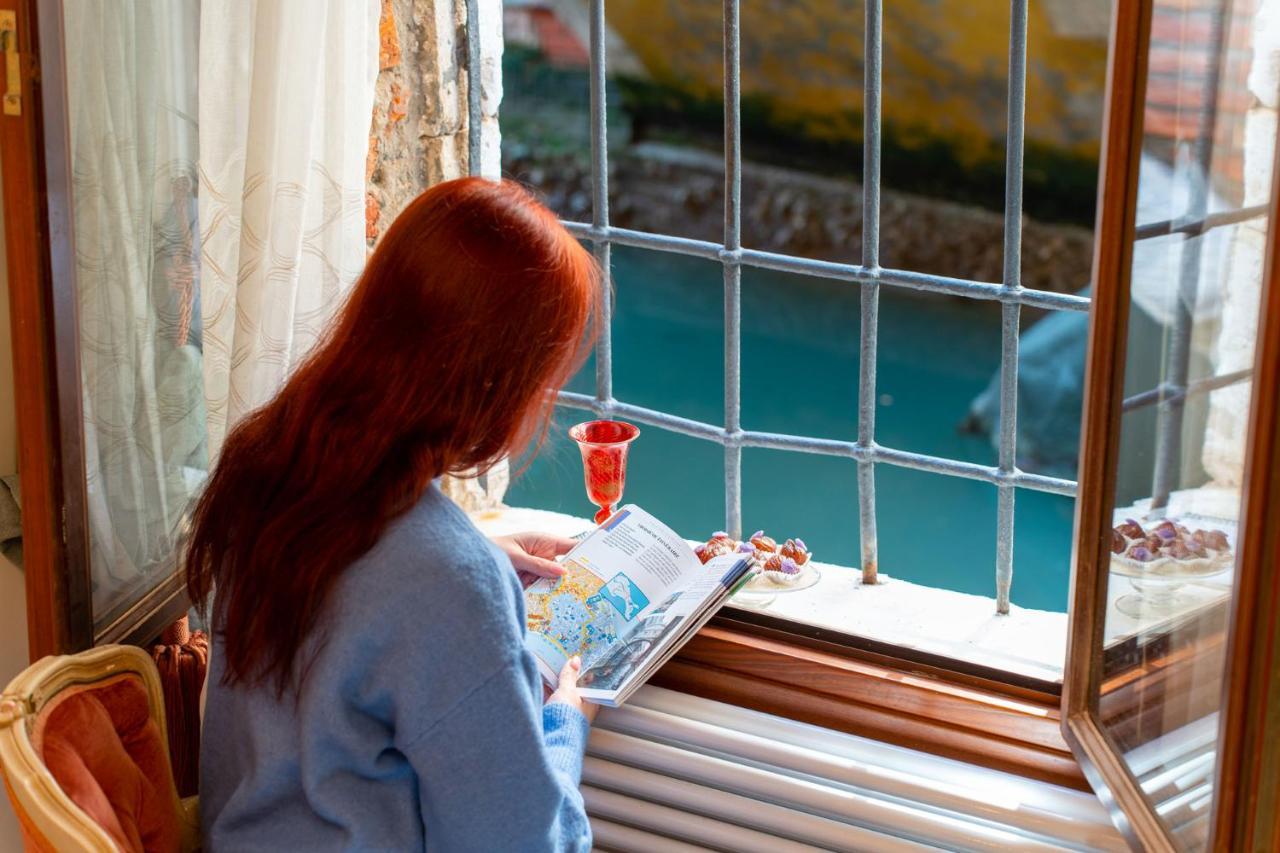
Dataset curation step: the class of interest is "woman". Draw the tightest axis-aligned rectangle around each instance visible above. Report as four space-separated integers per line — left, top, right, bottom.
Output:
188 178 601 851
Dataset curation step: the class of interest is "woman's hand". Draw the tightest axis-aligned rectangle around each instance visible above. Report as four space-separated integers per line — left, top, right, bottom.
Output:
492 531 576 587
546 656 599 723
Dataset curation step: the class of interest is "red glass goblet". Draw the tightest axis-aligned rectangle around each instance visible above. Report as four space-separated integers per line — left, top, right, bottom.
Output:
569 420 640 524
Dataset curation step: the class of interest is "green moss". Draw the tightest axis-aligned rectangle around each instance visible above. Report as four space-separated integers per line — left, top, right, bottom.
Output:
501 48 632 159
502 51 1099 227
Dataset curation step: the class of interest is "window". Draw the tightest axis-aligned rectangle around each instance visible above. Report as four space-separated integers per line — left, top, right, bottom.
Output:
490 0 1263 686
1061 0 1279 845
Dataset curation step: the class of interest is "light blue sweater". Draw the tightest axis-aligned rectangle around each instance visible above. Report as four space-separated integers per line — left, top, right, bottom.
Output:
200 486 592 852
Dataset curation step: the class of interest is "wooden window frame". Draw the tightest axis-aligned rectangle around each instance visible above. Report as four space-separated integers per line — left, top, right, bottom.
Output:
1055 0 1280 845
0 0 1112 793
4 0 1079 792
658 616 1086 790
0 0 81 659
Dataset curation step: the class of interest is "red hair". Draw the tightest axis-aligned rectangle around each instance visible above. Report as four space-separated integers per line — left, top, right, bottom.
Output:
184 178 599 692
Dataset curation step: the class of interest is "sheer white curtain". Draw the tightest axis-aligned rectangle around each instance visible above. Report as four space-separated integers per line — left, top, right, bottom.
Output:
61 0 378 618
64 0 204 617
198 0 380 457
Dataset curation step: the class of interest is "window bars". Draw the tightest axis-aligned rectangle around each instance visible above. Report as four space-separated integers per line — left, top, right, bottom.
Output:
466 0 1259 616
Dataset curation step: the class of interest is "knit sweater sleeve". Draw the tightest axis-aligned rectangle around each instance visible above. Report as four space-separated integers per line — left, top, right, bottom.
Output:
401 650 592 853
396 547 592 852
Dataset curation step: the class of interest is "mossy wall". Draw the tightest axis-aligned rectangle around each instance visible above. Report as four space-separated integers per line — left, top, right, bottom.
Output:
604 0 1109 222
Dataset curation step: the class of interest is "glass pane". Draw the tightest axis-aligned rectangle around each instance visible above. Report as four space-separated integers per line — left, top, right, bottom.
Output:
1096 0 1273 846
731 268 1071 681
64 2 206 629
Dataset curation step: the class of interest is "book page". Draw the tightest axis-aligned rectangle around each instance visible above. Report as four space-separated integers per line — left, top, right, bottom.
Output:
523 506 702 682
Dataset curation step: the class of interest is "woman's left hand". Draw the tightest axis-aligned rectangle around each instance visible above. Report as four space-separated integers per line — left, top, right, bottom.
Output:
492 531 576 587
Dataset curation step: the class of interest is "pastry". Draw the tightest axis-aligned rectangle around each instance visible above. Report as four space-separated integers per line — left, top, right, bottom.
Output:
1116 518 1146 540
761 554 803 586
1110 529 1126 554
708 528 816 589
1111 516 1233 578
697 536 737 564
749 530 777 553
778 537 810 566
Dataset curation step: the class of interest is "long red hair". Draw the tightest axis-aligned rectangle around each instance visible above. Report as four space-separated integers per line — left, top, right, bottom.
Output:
184 178 599 692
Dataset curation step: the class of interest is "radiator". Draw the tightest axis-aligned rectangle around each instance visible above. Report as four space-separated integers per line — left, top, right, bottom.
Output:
585 687 1125 852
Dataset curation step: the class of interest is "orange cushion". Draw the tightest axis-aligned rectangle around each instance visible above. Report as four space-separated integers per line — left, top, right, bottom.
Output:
33 673 181 853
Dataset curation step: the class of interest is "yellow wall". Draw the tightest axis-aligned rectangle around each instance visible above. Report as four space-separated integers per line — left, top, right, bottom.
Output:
606 0 1108 164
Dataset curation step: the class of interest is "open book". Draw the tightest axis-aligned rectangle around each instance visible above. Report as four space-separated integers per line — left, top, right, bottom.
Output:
524 505 756 707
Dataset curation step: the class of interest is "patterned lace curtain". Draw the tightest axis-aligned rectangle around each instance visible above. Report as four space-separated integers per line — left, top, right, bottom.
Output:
198 0 380 458
65 1 204 620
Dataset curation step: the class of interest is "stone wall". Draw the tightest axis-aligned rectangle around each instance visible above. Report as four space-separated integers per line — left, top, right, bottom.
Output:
366 0 502 245
1203 0 1279 487
504 142 1095 296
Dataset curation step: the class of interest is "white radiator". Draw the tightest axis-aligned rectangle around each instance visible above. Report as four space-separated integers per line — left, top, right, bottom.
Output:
585 687 1125 852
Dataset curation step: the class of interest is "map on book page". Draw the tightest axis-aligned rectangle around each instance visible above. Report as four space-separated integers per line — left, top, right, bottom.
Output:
525 557 650 678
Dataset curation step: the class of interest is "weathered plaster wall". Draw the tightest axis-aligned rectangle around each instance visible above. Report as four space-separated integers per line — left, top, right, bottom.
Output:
366 0 501 245
367 0 508 508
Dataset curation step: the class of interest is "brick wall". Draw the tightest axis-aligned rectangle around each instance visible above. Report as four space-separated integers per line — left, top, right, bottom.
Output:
1147 0 1258 199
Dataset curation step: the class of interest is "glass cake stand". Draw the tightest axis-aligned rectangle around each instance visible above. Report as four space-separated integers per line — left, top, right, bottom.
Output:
731 564 822 610
1110 556 1231 618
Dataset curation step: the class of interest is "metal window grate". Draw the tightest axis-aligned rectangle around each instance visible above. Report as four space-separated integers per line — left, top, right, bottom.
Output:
466 0 1260 616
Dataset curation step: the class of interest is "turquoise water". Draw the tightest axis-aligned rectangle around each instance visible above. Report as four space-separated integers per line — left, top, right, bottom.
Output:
507 247 1077 612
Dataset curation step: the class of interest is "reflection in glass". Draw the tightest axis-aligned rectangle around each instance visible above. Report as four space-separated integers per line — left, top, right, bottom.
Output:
65 2 206 628
1098 0 1273 847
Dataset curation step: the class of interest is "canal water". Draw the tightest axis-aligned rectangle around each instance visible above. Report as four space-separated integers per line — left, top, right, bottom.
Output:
507 246 1077 612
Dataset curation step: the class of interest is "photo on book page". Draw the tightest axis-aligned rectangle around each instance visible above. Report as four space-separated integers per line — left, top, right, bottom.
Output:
576 587 692 694
577 552 754 704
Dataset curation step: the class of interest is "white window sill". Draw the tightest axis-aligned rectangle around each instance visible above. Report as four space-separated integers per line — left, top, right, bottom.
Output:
475 482 1240 684
472 505 1069 682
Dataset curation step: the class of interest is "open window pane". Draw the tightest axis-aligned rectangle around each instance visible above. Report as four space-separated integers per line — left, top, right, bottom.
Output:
1065 0 1276 846
1105 0 1266 824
